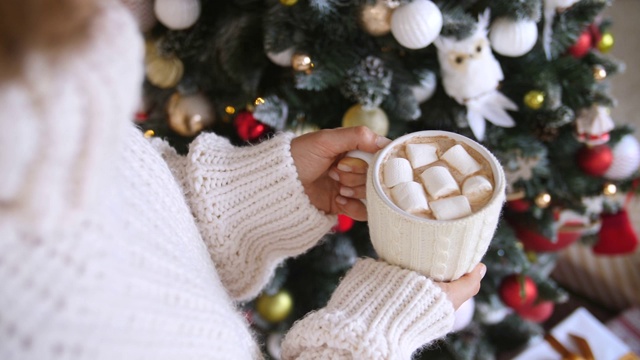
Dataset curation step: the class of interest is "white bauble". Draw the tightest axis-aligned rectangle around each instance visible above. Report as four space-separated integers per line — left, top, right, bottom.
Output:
490 17 538 57
605 135 640 180
266 48 295 67
390 0 443 50
155 0 201 30
452 297 475 332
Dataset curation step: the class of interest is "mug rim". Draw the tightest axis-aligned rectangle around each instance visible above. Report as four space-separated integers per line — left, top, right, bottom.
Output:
372 130 506 223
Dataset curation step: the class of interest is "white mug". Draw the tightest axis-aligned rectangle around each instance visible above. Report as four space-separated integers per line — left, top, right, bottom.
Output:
348 130 506 282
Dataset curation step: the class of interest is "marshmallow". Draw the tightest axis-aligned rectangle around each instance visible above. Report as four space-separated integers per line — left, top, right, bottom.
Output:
441 144 482 176
420 166 460 199
430 195 472 220
462 175 493 202
406 143 439 169
383 158 413 188
390 181 429 213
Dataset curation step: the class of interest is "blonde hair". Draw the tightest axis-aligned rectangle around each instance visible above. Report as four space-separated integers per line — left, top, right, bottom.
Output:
0 0 99 80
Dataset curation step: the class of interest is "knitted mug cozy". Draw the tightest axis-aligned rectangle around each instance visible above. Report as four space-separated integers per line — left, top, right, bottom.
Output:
360 131 506 281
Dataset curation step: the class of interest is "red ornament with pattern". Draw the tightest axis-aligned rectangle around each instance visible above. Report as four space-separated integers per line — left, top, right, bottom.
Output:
499 274 538 310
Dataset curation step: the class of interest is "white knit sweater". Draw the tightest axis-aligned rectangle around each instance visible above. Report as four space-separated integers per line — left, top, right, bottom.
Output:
0 2 454 359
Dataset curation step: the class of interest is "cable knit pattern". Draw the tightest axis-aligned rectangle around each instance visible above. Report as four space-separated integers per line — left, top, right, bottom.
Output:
0 1 456 359
154 132 337 301
366 161 505 282
281 259 455 359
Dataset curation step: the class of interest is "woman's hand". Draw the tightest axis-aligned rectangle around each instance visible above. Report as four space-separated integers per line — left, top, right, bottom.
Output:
290 126 391 221
435 263 486 309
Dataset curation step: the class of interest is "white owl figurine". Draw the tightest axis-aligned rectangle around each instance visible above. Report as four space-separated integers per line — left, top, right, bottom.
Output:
435 10 517 141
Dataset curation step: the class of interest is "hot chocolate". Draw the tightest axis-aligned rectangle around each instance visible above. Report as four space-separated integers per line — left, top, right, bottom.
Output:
379 135 495 220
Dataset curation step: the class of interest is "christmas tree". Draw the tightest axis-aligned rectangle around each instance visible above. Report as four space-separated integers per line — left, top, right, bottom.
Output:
128 0 640 358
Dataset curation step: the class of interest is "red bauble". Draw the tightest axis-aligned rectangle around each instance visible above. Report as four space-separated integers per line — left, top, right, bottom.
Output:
512 222 581 252
567 30 593 58
499 275 538 310
134 111 149 122
516 300 555 323
507 199 531 213
333 214 355 233
593 210 639 255
577 144 613 177
234 111 269 141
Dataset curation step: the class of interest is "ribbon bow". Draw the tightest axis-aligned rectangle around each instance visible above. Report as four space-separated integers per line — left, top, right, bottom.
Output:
545 333 640 360
545 333 595 360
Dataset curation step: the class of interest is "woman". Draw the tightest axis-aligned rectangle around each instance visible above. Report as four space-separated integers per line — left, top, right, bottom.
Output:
0 0 484 358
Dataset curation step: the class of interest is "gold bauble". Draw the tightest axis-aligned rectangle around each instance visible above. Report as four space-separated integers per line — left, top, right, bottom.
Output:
342 104 389 136
166 92 214 137
144 39 159 65
291 53 314 73
146 55 184 89
534 192 551 208
597 32 614 53
359 0 393 36
256 290 293 323
280 0 298 5
143 129 155 138
593 65 607 81
524 90 545 110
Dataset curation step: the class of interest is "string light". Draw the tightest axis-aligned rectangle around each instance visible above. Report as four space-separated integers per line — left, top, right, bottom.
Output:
603 182 617 196
534 192 551 208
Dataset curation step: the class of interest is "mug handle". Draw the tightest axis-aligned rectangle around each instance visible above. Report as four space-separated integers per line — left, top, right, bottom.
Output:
344 150 376 205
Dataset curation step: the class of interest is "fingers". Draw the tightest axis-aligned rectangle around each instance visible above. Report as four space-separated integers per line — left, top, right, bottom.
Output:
322 126 392 156
329 158 368 192
331 170 367 188
339 185 366 199
337 157 369 174
437 263 486 309
335 196 367 221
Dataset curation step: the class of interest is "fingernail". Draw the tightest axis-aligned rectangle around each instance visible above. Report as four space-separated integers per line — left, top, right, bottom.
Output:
337 163 352 172
336 196 348 205
480 264 487 279
328 170 340 181
376 136 392 148
340 158 368 171
340 187 354 197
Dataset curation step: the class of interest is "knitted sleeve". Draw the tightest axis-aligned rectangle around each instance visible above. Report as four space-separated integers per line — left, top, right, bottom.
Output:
151 132 337 301
281 258 455 360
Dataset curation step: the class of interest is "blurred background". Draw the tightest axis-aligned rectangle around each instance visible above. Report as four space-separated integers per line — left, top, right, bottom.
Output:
608 0 640 230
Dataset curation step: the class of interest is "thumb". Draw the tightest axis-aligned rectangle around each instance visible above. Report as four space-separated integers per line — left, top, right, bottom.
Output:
438 263 486 309
324 126 391 155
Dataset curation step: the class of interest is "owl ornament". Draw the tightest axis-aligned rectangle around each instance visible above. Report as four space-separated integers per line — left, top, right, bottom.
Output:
435 10 517 141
